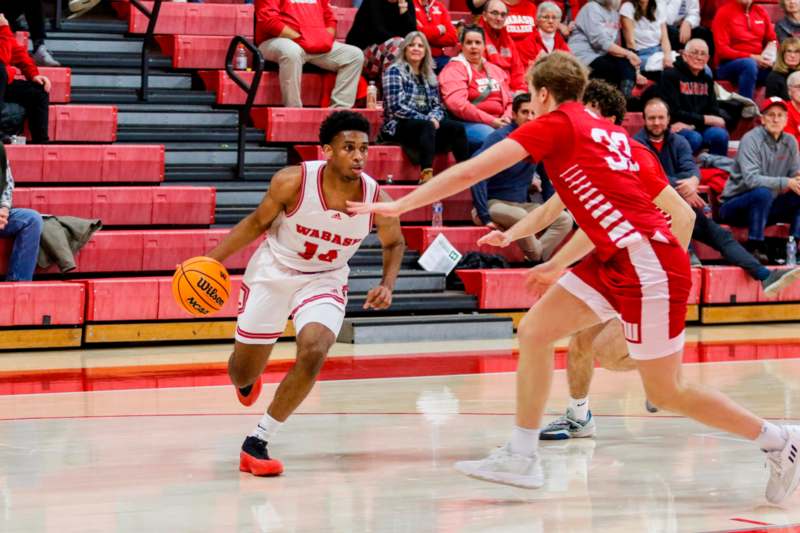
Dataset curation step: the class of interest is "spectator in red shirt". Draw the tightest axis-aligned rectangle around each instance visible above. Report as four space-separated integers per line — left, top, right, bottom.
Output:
504 0 541 66
414 0 458 72
785 70 800 143
480 0 527 91
0 15 49 144
256 0 364 108
531 2 572 60
712 0 778 99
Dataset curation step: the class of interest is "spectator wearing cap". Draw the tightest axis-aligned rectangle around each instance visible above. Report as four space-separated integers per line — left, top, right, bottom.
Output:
480 0 527 92
413 0 458 73
719 96 800 261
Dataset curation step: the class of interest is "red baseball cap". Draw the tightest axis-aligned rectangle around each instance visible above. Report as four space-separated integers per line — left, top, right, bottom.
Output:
760 96 789 114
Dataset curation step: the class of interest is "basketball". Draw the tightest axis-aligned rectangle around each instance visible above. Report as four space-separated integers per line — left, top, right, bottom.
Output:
172 256 231 317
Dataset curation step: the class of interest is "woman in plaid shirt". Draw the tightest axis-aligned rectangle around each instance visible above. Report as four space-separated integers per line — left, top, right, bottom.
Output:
381 31 470 183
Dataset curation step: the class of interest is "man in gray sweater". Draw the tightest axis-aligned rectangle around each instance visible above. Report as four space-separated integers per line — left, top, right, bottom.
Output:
0 145 42 281
719 96 800 262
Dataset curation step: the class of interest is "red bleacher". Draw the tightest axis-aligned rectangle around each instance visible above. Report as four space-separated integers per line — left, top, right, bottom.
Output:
46 105 117 142
294 145 455 181
8 145 164 183
402 226 526 262
251 108 384 143
199 70 328 106
13 67 71 104
114 1 254 37
703 266 800 304
0 282 85 326
13 186 215 226
382 185 473 222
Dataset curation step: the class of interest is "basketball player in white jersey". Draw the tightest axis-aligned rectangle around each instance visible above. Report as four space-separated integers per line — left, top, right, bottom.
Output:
206 111 405 476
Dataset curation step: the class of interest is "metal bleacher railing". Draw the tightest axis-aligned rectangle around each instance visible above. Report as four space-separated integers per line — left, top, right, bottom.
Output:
225 35 265 180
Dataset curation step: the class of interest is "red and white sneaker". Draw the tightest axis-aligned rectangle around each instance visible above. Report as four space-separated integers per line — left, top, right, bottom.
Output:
239 436 284 476
236 378 262 407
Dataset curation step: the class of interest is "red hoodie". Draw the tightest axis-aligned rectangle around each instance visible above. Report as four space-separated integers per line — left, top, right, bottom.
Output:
711 0 776 64
505 0 539 66
255 0 337 54
415 0 458 56
479 18 526 91
0 26 38 83
438 56 513 124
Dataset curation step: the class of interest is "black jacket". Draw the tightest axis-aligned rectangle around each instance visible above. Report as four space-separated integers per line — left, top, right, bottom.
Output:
633 129 700 188
345 0 417 49
658 57 722 129
766 70 790 101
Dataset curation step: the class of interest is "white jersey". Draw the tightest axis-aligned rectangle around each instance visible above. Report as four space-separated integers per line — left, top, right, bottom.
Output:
265 160 380 273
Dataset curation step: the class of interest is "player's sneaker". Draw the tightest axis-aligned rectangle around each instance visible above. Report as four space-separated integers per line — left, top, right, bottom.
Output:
540 409 596 440
766 426 800 504
239 436 284 476
454 444 543 489
645 400 659 413
762 268 800 297
236 378 262 407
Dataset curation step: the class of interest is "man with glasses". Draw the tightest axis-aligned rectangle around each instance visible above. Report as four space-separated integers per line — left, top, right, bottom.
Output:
658 38 730 156
480 0 528 91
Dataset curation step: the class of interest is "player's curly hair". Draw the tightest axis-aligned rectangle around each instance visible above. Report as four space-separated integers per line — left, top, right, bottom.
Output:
318 111 371 146
582 79 626 125
527 51 588 105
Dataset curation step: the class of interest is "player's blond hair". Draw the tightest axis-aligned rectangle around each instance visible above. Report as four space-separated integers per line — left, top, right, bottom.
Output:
526 51 588 104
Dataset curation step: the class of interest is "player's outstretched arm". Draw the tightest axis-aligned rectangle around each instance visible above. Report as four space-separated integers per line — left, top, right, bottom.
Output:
364 191 406 310
652 186 696 250
479 193 567 247
347 139 529 218
206 167 300 263
525 229 593 295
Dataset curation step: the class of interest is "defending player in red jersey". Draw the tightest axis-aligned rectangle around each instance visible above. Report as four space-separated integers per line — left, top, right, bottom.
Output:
206 111 405 476
349 53 800 503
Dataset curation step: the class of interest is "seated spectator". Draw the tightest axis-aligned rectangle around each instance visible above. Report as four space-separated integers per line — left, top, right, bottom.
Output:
719 97 800 262
785 70 800 143
439 25 514 153
1 1 58 66
0 15 49 144
504 0 541 66
658 38 729 155
256 0 363 108
569 0 640 97
766 38 800 100
776 0 800 43
0 144 42 281
712 0 777 100
414 0 458 73
381 32 469 183
620 0 673 77
480 0 527 92
346 0 417 84
530 2 572 60
658 0 714 56
470 93 573 261
634 97 798 289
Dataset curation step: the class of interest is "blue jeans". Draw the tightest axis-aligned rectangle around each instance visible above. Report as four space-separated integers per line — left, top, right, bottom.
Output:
433 55 450 74
677 126 729 156
716 57 770 99
0 208 43 281
459 121 495 155
719 187 800 241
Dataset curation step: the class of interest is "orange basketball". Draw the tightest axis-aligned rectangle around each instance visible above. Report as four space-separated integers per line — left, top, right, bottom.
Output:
172 256 231 317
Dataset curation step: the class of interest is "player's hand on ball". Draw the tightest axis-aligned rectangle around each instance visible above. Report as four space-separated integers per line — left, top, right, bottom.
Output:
348 200 403 217
525 261 563 295
477 229 512 248
363 285 393 310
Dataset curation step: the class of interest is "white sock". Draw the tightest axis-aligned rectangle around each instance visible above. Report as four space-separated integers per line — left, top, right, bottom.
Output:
756 422 788 452
509 426 540 457
250 413 283 443
569 396 589 421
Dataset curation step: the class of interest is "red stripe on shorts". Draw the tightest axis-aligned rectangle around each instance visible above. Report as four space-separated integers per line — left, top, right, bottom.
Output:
290 293 346 317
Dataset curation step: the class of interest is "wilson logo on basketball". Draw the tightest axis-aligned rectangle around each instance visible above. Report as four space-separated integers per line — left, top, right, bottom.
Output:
186 297 209 315
197 277 225 306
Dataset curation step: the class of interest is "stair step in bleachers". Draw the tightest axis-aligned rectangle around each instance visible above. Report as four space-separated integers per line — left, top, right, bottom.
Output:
113 1 254 37
339 314 513 344
199 70 327 107
251 108 384 143
457 267 703 309
347 270 446 293
13 186 215 226
382 185 473 223
71 70 192 91
703 266 800 304
8 145 164 183
402 226 526 262
294 145 455 181
0 282 85 326
47 105 117 142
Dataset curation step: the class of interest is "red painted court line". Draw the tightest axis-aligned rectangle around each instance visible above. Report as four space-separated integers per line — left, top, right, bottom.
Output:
731 518 774 526
706 524 800 533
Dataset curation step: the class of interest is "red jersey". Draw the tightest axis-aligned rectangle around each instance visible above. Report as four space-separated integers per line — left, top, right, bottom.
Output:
509 102 674 260
414 0 458 56
631 140 669 200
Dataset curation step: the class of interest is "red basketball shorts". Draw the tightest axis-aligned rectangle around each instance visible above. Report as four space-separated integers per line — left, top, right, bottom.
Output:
557 235 692 360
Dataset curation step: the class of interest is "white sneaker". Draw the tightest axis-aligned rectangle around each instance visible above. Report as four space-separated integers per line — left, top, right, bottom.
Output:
454 444 544 489
766 426 800 505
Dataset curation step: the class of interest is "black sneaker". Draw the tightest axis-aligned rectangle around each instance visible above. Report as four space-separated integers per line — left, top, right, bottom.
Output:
762 267 800 297
239 436 284 476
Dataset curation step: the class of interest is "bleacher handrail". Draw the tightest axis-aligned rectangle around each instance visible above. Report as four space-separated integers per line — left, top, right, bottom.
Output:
225 35 265 181
130 0 164 102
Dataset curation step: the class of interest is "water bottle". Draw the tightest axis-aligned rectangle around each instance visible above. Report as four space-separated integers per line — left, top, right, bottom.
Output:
431 201 443 227
366 81 378 110
235 45 248 70
385 173 394 184
787 236 797 266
